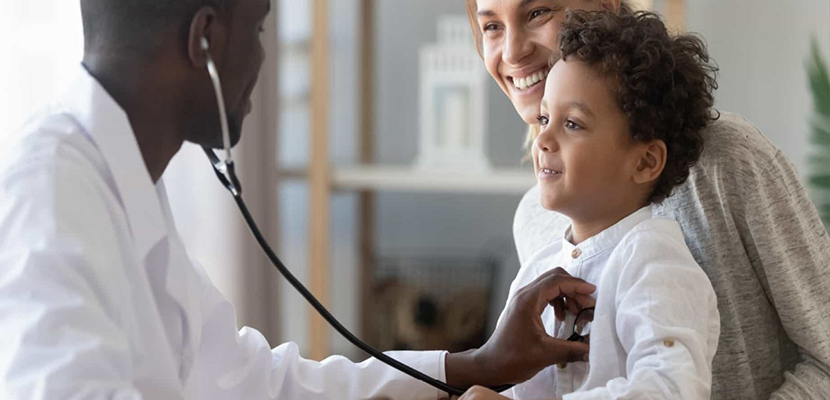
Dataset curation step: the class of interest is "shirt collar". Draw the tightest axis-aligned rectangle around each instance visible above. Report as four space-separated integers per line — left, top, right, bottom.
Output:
561 206 653 262
60 65 167 260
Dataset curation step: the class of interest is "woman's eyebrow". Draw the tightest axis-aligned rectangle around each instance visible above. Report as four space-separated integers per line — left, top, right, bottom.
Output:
478 0 543 17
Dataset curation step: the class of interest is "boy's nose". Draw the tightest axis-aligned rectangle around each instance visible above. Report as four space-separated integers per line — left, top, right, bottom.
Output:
536 132 558 153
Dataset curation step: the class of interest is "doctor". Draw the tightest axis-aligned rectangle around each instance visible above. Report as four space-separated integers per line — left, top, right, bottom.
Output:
0 0 597 399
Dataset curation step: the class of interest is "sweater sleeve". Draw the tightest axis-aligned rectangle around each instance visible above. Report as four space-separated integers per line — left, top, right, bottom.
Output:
742 151 830 399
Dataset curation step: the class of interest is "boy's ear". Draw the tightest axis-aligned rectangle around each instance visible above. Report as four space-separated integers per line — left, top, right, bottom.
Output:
599 0 622 13
632 140 667 185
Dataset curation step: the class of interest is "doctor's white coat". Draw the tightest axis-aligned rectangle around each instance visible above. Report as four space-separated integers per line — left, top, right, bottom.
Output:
0 67 447 400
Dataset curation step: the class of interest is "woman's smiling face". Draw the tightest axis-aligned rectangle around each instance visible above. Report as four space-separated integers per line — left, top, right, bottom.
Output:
473 0 616 125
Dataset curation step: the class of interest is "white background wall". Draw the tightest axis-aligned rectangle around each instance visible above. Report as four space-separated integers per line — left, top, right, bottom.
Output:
686 0 830 176
0 1 83 151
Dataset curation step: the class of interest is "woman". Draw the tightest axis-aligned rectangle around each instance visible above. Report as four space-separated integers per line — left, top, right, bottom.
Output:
459 0 830 399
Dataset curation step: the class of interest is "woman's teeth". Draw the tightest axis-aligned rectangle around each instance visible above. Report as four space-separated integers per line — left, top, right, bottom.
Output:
513 69 547 90
540 168 562 175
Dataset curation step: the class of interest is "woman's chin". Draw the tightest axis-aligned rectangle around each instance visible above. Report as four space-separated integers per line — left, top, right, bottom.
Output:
516 104 542 125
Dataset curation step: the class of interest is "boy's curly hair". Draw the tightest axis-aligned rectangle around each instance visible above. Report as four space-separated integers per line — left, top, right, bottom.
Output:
556 10 719 203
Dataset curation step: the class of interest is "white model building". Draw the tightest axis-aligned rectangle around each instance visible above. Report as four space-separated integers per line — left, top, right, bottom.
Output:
416 15 490 172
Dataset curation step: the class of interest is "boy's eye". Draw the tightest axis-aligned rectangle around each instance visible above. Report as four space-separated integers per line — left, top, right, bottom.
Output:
537 115 549 127
565 120 581 130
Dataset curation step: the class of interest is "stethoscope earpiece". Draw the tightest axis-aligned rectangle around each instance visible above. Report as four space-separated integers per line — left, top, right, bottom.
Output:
201 34 236 195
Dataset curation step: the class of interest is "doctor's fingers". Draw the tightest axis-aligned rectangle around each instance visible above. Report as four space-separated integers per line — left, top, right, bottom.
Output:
547 267 570 320
550 294 595 320
539 337 591 364
458 386 511 400
517 270 596 313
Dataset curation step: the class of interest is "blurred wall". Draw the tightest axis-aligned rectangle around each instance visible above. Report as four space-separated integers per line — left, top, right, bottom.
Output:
0 1 83 150
687 0 830 175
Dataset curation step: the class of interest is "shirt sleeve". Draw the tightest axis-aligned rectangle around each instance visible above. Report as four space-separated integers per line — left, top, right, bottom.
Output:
743 151 830 400
564 227 720 400
266 342 448 400
190 263 449 400
0 160 150 400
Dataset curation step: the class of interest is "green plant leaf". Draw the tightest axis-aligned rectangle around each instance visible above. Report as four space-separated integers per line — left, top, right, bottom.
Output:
806 36 830 229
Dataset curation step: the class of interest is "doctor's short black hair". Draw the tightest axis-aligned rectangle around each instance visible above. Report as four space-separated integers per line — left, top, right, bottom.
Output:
554 10 719 204
81 0 238 54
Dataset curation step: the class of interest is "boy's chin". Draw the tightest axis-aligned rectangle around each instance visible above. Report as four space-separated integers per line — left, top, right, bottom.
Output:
539 195 563 213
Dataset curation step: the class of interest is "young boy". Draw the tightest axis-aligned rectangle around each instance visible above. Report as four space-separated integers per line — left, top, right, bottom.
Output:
500 10 720 400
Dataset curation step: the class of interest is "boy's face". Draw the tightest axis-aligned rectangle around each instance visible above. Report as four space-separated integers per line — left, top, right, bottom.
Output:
533 59 644 219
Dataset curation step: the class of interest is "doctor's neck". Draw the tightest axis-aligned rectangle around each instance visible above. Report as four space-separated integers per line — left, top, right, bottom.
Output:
83 53 187 183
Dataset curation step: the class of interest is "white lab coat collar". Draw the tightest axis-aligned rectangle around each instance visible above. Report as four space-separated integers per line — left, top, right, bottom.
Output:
561 206 653 263
60 65 167 261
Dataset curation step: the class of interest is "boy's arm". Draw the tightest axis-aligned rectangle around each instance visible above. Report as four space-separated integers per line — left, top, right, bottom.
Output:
565 229 719 400
743 151 830 399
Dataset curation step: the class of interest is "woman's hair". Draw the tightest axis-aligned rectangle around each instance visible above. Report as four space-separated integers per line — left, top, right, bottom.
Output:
464 0 634 56
555 10 718 203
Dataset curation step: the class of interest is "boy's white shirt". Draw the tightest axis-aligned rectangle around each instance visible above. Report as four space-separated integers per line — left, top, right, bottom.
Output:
500 206 720 400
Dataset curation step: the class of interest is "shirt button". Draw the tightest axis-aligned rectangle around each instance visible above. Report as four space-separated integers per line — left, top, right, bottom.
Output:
571 248 582 259
663 339 675 347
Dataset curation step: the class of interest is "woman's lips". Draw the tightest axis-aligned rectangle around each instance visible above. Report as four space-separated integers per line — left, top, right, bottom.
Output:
508 67 549 92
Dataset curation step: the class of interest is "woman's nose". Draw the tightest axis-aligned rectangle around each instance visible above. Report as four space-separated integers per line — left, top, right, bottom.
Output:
503 28 533 65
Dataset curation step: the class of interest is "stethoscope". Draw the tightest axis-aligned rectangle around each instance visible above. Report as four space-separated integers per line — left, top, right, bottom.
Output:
199 37 513 397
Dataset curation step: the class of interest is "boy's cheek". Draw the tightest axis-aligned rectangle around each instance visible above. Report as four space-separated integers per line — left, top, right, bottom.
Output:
531 146 541 175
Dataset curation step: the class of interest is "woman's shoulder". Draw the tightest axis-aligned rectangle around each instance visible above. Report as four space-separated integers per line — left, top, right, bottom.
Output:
697 111 780 171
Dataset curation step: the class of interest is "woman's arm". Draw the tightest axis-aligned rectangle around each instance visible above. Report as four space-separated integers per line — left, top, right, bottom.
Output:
742 151 830 399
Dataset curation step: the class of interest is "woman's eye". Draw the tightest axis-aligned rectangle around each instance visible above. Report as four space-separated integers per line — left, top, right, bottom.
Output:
482 22 500 33
565 120 581 130
537 115 550 127
529 8 550 21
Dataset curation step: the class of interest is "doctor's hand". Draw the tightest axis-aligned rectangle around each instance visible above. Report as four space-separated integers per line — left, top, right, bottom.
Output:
548 267 596 321
445 269 596 389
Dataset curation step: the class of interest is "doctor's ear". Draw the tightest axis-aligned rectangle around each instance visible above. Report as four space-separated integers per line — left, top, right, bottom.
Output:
186 6 226 68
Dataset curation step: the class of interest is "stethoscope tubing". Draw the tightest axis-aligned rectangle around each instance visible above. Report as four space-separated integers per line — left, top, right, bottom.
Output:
201 38 512 396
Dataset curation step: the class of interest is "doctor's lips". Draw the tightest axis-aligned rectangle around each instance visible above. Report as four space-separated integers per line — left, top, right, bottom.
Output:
507 67 549 92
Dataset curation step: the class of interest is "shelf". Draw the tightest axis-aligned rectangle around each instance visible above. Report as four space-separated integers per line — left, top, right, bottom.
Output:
278 166 537 194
